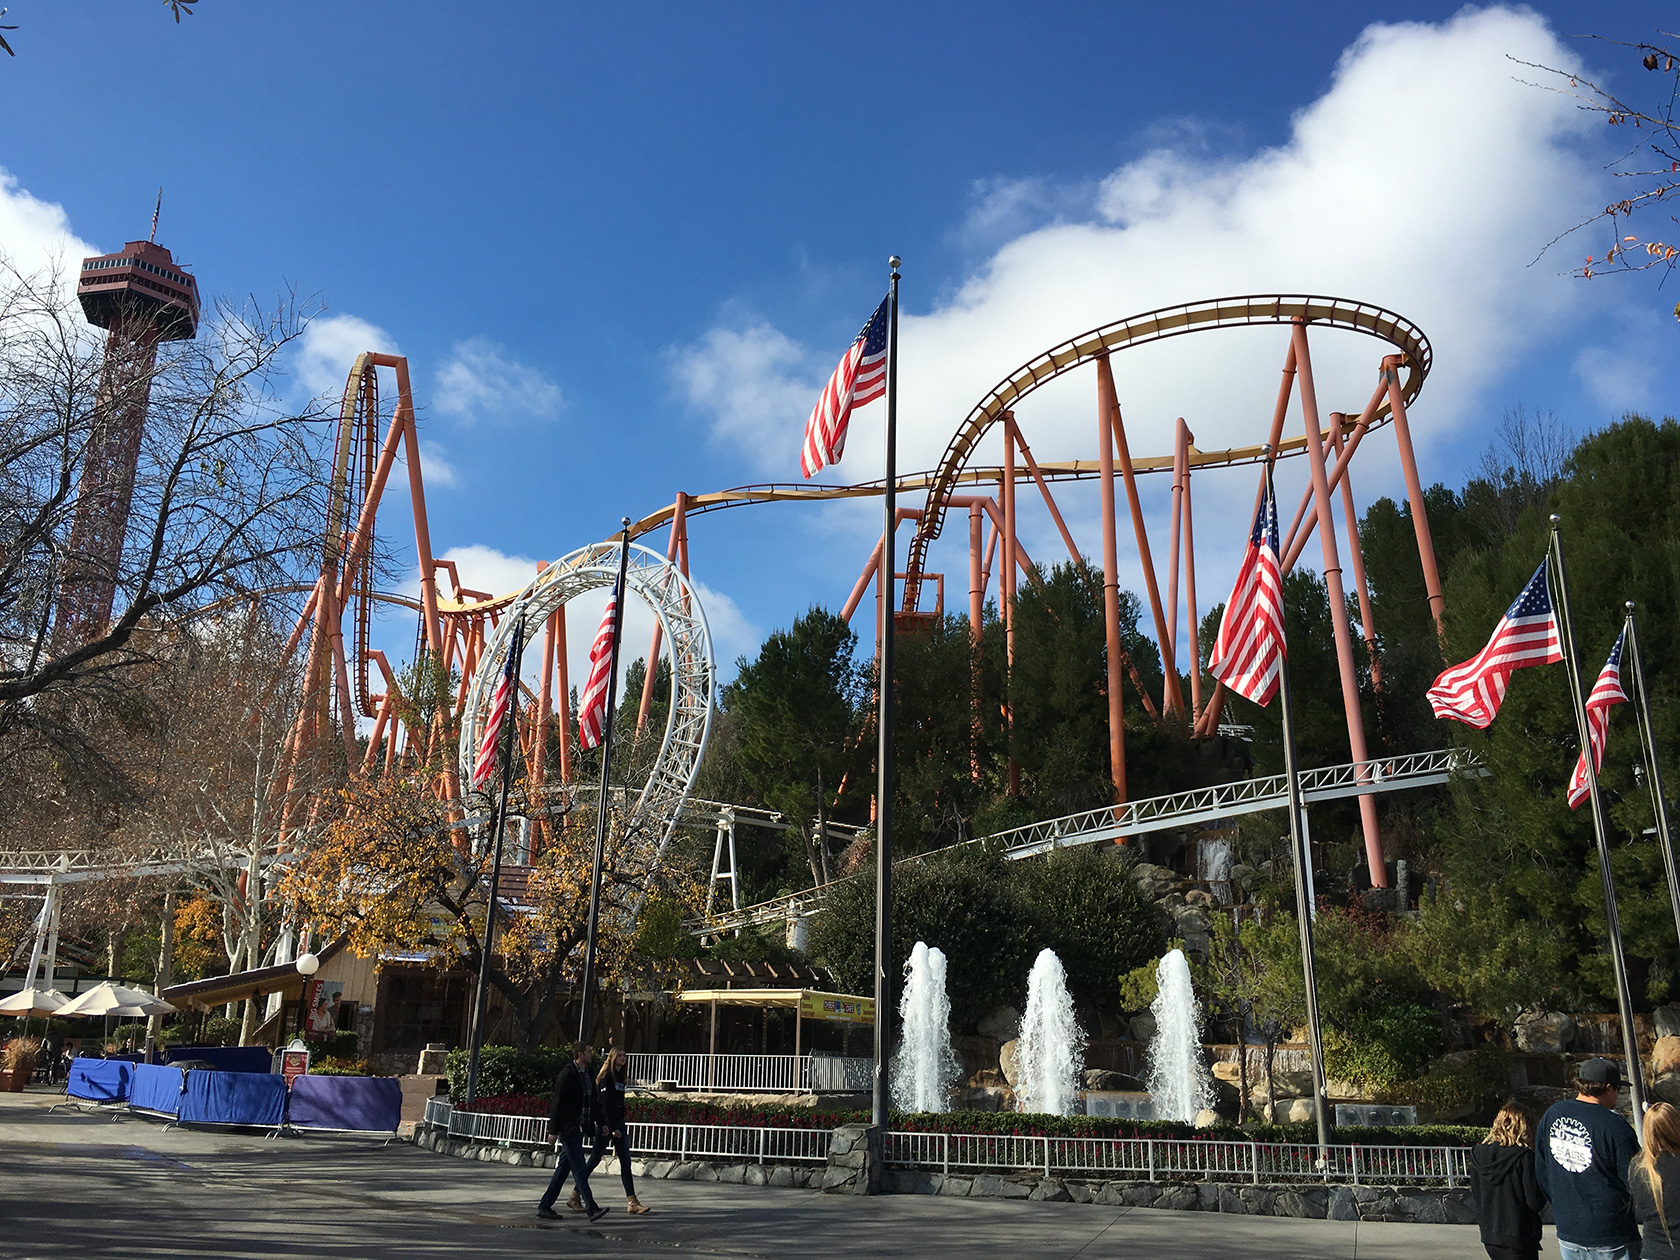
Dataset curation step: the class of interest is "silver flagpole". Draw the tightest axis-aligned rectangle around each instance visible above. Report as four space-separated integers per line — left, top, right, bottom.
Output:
1551 516 1647 1124
1624 603 1680 956
872 258 900 1136
1266 448 1332 1161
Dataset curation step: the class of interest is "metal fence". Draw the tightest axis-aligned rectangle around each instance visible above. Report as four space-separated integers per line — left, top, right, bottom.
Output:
884 1132 1471 1187
625 1052 872 1094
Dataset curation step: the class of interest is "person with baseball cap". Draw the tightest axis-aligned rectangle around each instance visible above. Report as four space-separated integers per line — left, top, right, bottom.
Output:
1536 1058 1643 1260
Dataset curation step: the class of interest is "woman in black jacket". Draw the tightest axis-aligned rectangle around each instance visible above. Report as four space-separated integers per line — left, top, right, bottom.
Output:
1633 1099 1680 1260
581 1047 649 1215
1470 1099 1547 1260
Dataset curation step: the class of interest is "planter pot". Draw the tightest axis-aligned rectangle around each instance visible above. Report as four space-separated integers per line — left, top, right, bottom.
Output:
0 1067 28 1092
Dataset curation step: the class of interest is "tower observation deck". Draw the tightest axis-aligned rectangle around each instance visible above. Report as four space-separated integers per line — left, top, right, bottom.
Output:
51 239 200 652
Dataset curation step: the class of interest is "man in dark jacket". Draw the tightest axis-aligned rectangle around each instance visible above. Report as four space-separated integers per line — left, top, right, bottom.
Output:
1536 1058 1641 1260
537 1045 609 1223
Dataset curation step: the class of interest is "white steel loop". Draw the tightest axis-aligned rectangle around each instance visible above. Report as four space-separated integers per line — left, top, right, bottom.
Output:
458 542 715 865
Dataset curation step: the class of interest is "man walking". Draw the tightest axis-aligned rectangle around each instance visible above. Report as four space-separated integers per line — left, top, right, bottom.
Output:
1536 1058 1642 1260
537 1044 610 1223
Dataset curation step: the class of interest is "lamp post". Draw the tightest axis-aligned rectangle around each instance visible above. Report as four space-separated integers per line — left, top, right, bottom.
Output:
294 951 319 1043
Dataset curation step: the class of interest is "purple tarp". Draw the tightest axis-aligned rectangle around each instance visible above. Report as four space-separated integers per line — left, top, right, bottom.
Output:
176 1068 287 1127
285 1075 402 1134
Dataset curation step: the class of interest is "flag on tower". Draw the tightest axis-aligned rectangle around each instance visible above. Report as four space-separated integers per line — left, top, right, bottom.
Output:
1567 628 1629 808
799 296 889 479
1427 562 1562 728
1208 475 1287 706
471 627 521 790
577 594 619 750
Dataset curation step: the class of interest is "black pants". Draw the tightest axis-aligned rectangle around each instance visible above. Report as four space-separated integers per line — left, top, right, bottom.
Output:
1484 1244 1540 1260
585 1129 635 1197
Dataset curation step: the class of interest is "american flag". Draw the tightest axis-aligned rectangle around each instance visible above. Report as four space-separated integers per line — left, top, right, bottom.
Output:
1427 562 1562 728
577 593 618 750
800 296 889 479
471 624 522 790
1567 628 1628 809
1208 475 1286 706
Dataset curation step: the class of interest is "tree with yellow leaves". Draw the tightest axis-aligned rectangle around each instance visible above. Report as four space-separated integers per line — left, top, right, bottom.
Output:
283 774 698 1048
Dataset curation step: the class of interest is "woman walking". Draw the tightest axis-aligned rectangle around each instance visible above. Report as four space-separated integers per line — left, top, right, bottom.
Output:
1633 1100 1680 1260
1470 1099 1547 1260
575 1046 650 1215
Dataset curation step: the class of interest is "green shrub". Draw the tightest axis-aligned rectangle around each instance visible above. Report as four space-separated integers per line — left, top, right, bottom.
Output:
1325 1000 1442 1091
445 1045 574 1103
200 1016 241 1047
1394 1047 1511 1117
310 1056 373 1077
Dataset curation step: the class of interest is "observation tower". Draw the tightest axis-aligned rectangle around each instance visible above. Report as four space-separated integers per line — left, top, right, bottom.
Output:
51 227 200 651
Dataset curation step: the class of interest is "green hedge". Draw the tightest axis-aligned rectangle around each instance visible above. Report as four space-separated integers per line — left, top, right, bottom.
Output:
445 1045 574 1103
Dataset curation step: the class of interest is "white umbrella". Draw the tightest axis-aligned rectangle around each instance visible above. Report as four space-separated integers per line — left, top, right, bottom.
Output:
0 987 71 1017
53 982 176 1019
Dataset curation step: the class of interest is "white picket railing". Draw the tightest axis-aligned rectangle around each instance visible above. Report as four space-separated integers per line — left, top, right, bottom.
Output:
426 1100 829 1163
625 1052 872 1094
884 1132 1471 1187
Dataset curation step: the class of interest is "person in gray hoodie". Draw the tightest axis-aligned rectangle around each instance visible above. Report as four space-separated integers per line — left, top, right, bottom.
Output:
1472 1099 1549 1260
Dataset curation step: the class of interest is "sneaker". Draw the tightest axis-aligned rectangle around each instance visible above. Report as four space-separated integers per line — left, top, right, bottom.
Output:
536 1206 561 1220
568 1191 585 1214
587 1205 610 1223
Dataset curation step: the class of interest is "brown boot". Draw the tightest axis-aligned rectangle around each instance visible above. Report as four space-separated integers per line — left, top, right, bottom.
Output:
626 1194 651 1215
568 1190 584 1214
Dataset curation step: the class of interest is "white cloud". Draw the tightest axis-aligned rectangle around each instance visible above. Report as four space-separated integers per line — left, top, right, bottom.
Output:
668 323 821 473
434 336 563 423
0 167 98 289
294 313 400 399
671 8 1615 651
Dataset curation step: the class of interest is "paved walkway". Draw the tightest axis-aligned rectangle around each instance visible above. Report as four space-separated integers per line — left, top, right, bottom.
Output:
1 1091 1543 1259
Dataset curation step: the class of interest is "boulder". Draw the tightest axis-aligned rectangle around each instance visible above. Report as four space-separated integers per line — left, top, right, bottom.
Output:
1278 1097 1317 1124
1131 863 1179 900
1082 1069 1135 1092
1653 1074 1680 1109
1228 863 1257 891
977 1006 1021 1041
1184 889 1217 909
1210 1059 1243 1084
1251 1068 1314 1102
1129 1014 1157 1043
1325 1077 1380 1102
1656 1006 1680 1041
1193 1108 1222 1128
1655 1035 1680 1077
1514 1010 1575 1054
999 1039 1019 1086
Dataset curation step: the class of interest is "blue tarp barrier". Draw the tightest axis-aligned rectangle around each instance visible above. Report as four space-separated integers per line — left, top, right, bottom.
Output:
65 1057 131 1103
165 1045 273 1075
128 1063 187 1116
177 1069 286 1128
286 1075 402 1134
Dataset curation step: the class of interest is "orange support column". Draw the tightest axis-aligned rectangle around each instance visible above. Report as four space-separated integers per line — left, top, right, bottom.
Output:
1003 415 1020 796
1381 356 1447 642
1331 413 1382 693
1293 323 1386 888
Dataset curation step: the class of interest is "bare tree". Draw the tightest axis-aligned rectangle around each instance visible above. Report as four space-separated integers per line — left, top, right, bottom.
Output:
0 258 328 803
1517 34 1680 314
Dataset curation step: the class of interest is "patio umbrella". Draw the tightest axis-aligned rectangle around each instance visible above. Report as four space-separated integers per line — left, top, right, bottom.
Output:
0 987 71 1017
53 982 176 1019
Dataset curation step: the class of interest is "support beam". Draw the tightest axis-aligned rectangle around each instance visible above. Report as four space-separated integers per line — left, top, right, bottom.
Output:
1181 421 1203 720
1010 426 1081 567
1165 418 1187 708
1382 357 1447 641
1003 418 1020 796
1292 322 1386 888
1331 413 1383 693
636 492 688 738
1094 357 1128 805
1280 378 1385 574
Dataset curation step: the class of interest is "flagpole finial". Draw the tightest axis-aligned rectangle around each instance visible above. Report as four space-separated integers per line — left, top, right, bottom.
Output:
1628 600 1637 613
621 516 631 531
889 255 901 272
1550 513 1562 525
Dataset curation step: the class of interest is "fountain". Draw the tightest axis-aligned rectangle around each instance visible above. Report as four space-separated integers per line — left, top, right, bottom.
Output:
892 941 960 1112
1014 948 1086 1115
1145 948 1214 1123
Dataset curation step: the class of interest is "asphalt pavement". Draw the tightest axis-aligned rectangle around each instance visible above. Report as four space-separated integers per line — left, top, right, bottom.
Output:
0 1090 1540 1259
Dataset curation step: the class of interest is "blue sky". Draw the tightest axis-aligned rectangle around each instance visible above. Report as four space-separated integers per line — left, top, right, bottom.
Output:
4 2 1676 694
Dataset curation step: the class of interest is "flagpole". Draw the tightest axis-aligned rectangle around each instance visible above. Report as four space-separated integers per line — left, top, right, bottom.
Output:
1551 516 1647 1123
464 612 527 1110
1625 603 1680 955
1266 449 1332 1162
578 518 633 1048
871 257 901 1135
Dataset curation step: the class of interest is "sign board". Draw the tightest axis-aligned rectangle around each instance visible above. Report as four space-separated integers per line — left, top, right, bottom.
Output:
280 1041 310 1087
798 993 875 1025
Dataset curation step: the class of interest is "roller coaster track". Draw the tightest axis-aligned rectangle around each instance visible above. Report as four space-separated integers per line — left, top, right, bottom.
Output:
695 746 1479 935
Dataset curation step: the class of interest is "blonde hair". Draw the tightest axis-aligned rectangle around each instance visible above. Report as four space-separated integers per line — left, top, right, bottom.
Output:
596 1045 625 1085
1637 1102 1680 1244
1485 1100 1536 1149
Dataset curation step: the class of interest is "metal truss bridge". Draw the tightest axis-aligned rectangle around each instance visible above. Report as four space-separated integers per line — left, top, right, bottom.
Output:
694 746 1480 937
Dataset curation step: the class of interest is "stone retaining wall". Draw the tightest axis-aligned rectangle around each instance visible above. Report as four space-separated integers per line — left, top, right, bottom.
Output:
412 1121 1472 1223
